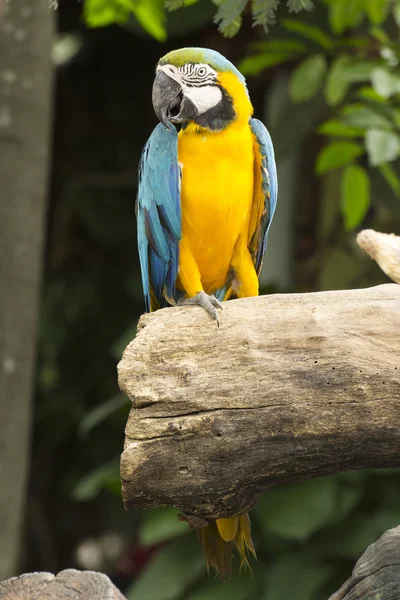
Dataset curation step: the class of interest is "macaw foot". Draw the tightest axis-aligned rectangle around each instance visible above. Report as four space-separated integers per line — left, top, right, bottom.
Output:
178 292 223 327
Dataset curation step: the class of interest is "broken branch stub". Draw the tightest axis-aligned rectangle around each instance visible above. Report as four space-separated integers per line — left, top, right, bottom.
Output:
357 229 400 284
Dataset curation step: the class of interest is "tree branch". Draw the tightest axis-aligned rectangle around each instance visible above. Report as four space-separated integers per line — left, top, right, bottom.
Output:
0 569 126 599
357 229 400 284
118 284 400 523
329 526 400 600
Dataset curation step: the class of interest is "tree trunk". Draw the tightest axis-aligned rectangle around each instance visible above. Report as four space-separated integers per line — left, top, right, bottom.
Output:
0 0 54 579
118 284 400 523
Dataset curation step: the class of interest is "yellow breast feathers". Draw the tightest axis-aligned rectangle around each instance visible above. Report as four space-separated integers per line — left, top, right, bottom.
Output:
176 72 258 299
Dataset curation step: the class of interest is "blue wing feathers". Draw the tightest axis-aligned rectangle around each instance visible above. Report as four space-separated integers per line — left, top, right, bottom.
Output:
137 119 276 312
137 124 181 311
249 118 278 275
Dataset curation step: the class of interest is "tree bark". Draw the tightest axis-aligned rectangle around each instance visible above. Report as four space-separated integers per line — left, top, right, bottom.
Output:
329 526 400 600
0 0 54 579
0 569 126 600
118 284 400 524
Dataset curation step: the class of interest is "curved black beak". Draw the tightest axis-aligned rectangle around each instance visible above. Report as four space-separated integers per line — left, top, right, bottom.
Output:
152 70 197 127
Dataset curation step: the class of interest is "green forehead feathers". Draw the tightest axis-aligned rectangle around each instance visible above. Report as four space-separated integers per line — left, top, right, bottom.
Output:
158 47 246 86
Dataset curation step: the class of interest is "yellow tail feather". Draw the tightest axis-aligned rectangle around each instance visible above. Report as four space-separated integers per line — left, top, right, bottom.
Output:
197 512 256 579
216 516 239 542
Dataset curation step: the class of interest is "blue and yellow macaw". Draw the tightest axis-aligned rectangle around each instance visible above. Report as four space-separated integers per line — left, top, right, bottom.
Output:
137 47 277 577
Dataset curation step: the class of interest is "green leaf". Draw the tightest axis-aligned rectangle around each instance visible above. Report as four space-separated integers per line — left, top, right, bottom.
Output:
340 165 371 230
282 19 333 48
126 536 205 600
365 129 400 165
287 0 314 11
316 141 364 174
265 555 335 600
252 0 280 31
324 56 352 106
165 0 183 8
239 39 308 75
371 67 400 98
378 162 400 196
393 0 400 25
341 104 392 130
289 54 327 103
392 108 400 127
83 0 129 27
239 53 295 75
337 35 371 50
83 0 167 39
357 85 386 102
344 60 382 82
213 0 247 37
328 0 364 34
369 25 391 44
256 478 338 540
324 56 376 106
318 119 364 138
72 459 120 501
139 508 188 546
131 0 167 42
78 393 128 438
365 0 390 23
165 0 199 9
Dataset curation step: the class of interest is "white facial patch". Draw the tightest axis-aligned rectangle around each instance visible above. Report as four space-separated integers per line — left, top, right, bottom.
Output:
157 63 222 116
182 85 222 116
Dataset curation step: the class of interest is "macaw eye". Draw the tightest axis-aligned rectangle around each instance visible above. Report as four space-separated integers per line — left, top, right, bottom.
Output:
197 67 207 77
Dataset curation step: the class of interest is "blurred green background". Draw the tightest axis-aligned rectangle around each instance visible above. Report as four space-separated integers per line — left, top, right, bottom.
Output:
2 0 400 598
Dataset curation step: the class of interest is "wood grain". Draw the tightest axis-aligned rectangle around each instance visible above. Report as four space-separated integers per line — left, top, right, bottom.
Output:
118 284 400 522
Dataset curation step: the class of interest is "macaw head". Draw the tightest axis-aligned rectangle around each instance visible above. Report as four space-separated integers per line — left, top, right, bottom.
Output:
152 47 253 132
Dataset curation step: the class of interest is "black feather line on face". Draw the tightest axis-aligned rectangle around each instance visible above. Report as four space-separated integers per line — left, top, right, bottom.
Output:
193 86 236 131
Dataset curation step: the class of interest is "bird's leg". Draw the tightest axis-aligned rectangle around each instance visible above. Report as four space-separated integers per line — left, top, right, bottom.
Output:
178 292 223 326
230 235 259 298
177 240 223 326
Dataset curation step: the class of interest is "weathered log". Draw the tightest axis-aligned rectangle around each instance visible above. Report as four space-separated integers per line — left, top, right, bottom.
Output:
329 526 400 600
0 569 126 600
118 284 400 523
357 229 400 284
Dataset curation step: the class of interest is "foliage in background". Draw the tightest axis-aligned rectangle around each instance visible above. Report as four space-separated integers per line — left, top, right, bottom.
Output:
83 0 313 39
32 0 400 598
83 0 400 233
241 0 400 232
114 470 400 600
